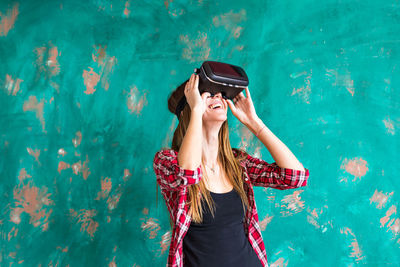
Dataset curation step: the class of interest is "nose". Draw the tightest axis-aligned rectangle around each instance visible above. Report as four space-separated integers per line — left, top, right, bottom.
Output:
210 92 222 98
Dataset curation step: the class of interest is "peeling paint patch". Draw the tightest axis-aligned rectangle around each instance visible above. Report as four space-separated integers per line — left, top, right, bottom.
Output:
23 95 46 133
280 190 306 217
126 85 148 115
70 208 99 238
0 3 19 36
179 32 211 63
4 74 23 95
370 189 393 209
383 117 395 135
340 157 369 182
11 176 54 231
340 227 366 263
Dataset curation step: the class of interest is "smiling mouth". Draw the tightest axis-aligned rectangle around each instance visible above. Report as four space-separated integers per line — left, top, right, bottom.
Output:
208 103 223 110
208 101 223 109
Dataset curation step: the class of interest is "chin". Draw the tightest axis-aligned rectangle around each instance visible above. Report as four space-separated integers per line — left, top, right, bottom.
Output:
203 114 227 122
203 108 227 121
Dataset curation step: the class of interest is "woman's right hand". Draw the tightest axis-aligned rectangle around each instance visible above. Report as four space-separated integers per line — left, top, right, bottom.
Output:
184 73 210 115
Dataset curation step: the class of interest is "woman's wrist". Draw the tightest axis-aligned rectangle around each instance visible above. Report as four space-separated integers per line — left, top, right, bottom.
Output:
246 116 264 136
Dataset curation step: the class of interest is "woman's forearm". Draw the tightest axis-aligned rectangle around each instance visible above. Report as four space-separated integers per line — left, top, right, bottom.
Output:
246 117 305 171
177 108 203 170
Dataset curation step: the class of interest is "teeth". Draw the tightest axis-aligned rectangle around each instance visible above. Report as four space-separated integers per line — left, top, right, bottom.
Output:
209 103 222 109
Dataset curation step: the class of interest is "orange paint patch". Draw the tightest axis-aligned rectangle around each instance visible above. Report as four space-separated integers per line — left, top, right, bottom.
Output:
5 74 23 95
72 158 90 179
33 44 61 80
57 148 67 156
57 155 91 180
91 45 117 91
106 192 121 210
270 257 288 266
179 32 211 62
48 46 61 76
58 161 70 173
291 70 312 104
18 168 32 183
27 147 41 165
258 214 274 231
23 95 46 133
340 227 366 262
380 205 398 231
212 10 247 34
123 168 132 182
70 209 99 238
141 217 161 239
306 206 331 233
72 131 82 147
71 161 83 175
306 208 320 228
82 67 100 94
233 26 243 39
340 157 369 181
0 3 19 36
127 85 148 115
370 189 393 209
109 258 117 267
96 177 112 200
11 180 54 230
164 0 171 9
326 69 355 96
280 190 306 217
7 227 18 241
382 117 395 135
143 207 149 215
123 0 131 17
160 231 172 254
81 155 91 180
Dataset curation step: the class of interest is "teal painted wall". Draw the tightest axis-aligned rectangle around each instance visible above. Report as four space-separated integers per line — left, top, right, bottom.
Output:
1 0 399 266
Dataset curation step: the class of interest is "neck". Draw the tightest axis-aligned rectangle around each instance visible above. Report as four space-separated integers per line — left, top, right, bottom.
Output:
201 121 222 166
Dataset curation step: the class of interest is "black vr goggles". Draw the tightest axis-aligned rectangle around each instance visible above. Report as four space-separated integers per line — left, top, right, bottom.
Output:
175 60 249 118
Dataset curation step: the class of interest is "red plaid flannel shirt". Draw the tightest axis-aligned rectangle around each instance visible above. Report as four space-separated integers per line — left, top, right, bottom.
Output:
153 148 309 267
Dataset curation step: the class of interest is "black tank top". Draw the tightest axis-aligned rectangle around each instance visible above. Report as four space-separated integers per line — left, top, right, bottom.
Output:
182 188 263 267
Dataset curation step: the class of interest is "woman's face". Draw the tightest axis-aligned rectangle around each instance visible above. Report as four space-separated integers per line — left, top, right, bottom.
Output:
201 91 227 122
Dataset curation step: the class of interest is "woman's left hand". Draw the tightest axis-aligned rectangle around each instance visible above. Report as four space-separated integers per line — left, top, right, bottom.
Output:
225 87 259 126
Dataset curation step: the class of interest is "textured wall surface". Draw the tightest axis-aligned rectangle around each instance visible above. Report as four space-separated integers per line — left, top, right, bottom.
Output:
1 0 399 266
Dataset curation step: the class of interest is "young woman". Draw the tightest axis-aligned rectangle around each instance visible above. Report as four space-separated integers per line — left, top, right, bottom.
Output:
153 73 310 267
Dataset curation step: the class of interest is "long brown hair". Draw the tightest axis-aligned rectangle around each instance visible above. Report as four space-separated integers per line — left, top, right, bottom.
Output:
157 78 250 230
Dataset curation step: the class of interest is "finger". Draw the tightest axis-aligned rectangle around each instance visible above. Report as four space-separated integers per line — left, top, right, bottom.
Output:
189 73 194 84
227 99 235 109
245 87 250 98
239 92 245 98
195 74 199 87
189 74 194 87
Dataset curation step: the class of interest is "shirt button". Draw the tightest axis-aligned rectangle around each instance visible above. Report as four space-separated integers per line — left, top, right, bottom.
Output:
245 178 249 181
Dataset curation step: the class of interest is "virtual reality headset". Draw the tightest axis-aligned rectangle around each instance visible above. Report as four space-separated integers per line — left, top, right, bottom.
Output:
175 60 249 118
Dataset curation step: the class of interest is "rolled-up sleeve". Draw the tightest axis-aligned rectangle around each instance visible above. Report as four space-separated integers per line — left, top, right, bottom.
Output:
245 152 309 189
153 149 203 192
